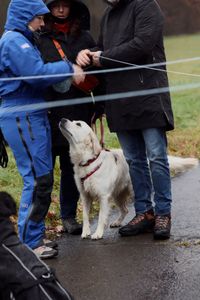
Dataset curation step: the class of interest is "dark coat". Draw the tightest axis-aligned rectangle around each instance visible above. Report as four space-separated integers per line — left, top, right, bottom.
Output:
37 2 104 147
98 0 174 132
0 192 73 300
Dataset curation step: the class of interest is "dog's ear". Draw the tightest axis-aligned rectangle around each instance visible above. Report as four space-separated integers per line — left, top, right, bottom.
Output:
0 192 17 217
89 131 102 155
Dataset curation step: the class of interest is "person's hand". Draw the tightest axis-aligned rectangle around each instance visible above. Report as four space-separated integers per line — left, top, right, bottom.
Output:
76 49 92 67
72 64 85 85
91 51 102 67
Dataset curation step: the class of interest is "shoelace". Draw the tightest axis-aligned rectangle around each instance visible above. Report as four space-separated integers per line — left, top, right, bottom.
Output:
155 216 170 229
129 214 145 225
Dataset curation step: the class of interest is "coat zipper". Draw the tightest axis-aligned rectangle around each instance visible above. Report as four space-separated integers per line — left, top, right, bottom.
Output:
139 70 144 84
26 114 35 141
155 79 170 123
152 51 170 122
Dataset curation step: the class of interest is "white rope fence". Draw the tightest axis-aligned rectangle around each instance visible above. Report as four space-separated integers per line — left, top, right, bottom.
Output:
0 56 200 82
2 81 200 115
1 55 200 116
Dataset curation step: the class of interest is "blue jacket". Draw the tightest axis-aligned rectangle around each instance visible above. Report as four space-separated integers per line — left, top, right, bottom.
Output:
0 0 74 113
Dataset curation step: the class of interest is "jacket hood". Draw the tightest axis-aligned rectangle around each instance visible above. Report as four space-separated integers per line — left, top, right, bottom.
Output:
104 0 133 5
45 0 87 9
5 0 49 32
45 0 90 30
45 0 58 5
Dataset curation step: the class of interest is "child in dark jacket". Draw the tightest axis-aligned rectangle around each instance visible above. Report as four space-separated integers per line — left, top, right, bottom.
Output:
38 0 104 234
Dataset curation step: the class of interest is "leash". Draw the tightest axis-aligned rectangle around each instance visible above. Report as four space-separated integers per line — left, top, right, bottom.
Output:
91 115 105 149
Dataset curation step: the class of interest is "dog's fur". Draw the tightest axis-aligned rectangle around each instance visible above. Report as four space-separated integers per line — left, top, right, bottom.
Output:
59 119 133 239
168 155 199 175
59 119 199 240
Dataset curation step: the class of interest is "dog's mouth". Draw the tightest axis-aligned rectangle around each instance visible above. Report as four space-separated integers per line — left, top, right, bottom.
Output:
59 119 72 137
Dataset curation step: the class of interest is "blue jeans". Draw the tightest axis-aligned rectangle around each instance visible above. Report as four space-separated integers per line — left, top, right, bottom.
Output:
117 128 172 216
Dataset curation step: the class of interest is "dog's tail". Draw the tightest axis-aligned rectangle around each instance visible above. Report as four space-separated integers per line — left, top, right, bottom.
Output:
168 156 199 174
0 192 17 217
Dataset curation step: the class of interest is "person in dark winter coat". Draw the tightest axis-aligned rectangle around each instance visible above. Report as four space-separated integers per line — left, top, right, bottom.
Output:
0 0 85 259
77 0 174 240
0 192 74 300
37 0 104 234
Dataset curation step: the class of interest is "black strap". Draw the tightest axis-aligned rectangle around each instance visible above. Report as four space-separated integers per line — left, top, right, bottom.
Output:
0 129 8 168
15 273 55 295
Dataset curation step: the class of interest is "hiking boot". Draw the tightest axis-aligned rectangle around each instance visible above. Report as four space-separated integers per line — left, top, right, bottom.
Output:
154 215 171 240
119 209 155 236
62 218 82 235
33 245 58 259
43 239 58 249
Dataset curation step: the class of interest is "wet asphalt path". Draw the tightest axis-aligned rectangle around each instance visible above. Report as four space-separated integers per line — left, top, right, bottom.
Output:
48 165 200 300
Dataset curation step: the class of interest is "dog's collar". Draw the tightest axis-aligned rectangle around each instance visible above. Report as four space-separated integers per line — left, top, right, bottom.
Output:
81 163 102 184
79 151 101 167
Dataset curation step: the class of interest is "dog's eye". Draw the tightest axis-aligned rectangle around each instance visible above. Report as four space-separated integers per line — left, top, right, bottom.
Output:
76 122 82 127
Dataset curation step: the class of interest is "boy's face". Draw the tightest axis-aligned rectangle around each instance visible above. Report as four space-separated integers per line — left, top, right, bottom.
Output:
28 15 45 32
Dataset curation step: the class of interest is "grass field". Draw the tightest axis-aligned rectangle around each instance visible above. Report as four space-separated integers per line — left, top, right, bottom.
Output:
1 33 200 224
165 34 200 157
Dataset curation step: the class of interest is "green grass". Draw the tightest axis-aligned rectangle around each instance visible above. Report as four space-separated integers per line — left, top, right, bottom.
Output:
1 33 200 224
165 33 200 157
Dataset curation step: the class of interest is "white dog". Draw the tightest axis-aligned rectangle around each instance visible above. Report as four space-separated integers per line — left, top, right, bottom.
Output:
59 118 133 240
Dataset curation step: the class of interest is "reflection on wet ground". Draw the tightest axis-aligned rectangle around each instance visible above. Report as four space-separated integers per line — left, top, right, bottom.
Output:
48 166 200 300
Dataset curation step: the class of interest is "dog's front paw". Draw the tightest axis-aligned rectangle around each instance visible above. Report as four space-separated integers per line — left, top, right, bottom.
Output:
91 231 103 240
81 228 91 239
110 221 121 228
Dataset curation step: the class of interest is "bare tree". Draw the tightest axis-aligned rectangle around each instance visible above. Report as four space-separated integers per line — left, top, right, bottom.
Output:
84 0 106 39
1 0 200 37
0 0 9 36
85 0 200 37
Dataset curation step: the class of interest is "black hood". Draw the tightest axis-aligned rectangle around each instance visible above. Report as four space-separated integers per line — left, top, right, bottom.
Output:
104 0 133 6
45 0 90 30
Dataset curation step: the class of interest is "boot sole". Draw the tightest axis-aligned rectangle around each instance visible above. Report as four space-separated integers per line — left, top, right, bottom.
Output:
65 228 82 235
41 250 59 259
154 232 170 240
119 226 154 237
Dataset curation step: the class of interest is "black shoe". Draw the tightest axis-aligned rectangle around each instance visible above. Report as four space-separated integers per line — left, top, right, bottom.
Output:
62 218 82 235
154 215 171 240
43 239 58 249
33 245 58 259
119 209 155 236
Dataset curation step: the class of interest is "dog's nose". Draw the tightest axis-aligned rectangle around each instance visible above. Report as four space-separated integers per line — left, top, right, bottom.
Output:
60 118 68 127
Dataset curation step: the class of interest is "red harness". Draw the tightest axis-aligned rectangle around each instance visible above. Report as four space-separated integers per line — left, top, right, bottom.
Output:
80 152 102 184
79 152 101 167
79 119 110 185
80 163 102 185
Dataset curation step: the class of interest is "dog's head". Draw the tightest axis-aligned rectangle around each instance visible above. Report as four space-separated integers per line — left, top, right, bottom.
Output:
0 192 17 218
59 119 102 164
